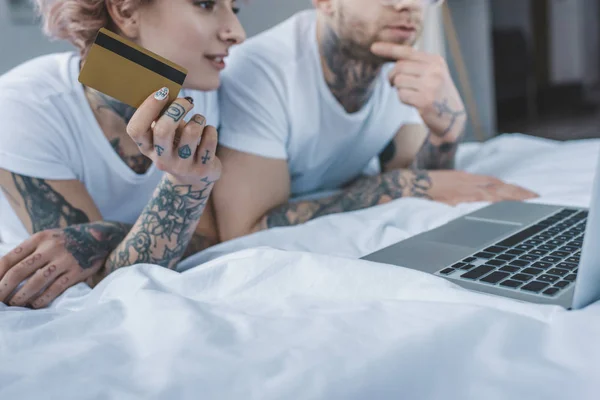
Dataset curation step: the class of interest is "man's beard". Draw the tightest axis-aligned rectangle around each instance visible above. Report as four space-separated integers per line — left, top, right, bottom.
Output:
334 9 421 64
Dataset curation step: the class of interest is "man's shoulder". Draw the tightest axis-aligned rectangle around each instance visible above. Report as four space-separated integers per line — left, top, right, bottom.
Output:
226 10 316 73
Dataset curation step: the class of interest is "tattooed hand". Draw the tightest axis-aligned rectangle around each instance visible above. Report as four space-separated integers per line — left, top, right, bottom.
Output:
0 222 127 309
426 171 538 205
370 43 466 139
126 88 222 186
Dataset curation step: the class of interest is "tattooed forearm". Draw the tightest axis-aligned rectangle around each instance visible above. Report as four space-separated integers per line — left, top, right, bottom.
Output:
107 176 214 270
266 169 432 228
413 99 466 170
11 174 90 232
49 220 213 284
321 24 381 113
412 132 459 170
62 221 131 269
432 99 466 138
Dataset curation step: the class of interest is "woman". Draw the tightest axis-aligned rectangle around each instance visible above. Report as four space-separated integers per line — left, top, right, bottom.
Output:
0 0 245 308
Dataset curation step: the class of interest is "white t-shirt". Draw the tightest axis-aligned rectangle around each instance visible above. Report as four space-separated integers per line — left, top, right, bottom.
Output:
218 10 423 197
0 52 219 245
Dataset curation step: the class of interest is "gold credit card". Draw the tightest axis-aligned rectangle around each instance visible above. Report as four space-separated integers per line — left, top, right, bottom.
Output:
79 28 187 108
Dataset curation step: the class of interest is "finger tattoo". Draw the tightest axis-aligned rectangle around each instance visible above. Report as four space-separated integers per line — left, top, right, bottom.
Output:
164 104 186 122
178 145 192 159
201 150 211 164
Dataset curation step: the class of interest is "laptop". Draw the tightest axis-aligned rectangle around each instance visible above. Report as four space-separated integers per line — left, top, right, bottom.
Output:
362 155 600 310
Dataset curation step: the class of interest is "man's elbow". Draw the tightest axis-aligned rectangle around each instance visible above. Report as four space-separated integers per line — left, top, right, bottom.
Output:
217 216 265 242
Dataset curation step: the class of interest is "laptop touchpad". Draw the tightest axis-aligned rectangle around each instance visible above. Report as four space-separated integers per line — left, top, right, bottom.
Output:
425 220 518 249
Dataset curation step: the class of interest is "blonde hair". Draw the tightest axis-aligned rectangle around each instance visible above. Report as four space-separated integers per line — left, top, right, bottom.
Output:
34 0 148 58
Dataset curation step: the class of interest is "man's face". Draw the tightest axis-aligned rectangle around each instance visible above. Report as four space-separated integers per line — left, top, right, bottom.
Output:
329 0 426 62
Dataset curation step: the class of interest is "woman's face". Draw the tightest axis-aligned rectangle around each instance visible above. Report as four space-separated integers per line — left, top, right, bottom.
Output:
135 0 246 91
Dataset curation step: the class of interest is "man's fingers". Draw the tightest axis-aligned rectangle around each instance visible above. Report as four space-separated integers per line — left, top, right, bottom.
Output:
0 251 48 304
388 61 423 85
392 74 421 91
371 42 427 62
9 262 65 307
127 87 171 153
489 183 538 202
396 88 421 108
30 270 79 309
152 97 195 159
507 185 539 200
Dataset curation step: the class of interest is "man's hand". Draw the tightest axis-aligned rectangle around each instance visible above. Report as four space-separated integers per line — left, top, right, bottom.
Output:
426 170 538 205
371 42 466 139
0 223 127 309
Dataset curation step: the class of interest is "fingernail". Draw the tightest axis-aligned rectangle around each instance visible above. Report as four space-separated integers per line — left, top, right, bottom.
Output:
185 96 194 105
155 87 169 101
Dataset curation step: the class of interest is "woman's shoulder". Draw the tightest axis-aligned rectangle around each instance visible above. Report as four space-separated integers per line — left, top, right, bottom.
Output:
0 52 80 103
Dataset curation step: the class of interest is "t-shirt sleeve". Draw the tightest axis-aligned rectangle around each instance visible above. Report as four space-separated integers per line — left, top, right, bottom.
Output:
0 92 76 180
218 53 288 160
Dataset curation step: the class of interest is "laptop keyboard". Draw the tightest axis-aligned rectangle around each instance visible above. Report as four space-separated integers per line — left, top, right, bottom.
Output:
437 208 588 298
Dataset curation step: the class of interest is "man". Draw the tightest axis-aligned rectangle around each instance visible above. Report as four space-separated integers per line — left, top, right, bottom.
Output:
213 0 537 241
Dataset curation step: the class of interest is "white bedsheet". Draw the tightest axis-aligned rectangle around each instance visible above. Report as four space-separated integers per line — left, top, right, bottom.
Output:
1 134 600 400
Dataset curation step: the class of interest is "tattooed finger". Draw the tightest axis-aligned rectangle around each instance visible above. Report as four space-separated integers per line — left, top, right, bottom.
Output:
177 114 205 161
8 262 64 307
0 252 47 304
30 269 79 309
0 241 34 281
196 125 218 165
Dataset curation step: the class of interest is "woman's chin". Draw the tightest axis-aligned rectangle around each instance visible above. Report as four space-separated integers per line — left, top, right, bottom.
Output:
183 75 221 92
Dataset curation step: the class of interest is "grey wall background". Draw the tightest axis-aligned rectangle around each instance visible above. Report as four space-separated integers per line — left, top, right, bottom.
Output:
0 0 73 74
0 0 498 140
3 0 596 139
446 0 496 140
0 0 309 74
237 0 310 37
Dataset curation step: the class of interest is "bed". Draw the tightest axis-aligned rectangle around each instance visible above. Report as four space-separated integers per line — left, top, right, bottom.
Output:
1 133 600 399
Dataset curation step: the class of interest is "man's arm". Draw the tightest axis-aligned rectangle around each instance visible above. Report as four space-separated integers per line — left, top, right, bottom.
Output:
213 146 433 235
380 99 466 173
213 146 291 241
266 97 465 229
263 168 432 228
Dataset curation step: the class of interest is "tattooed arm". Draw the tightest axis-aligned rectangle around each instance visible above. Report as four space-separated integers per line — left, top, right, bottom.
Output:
0 169 215 270
379 99 466 174
0 169 102 232
213 146 433 236
101 175 215 275
263 169 432 228
0 170 217 308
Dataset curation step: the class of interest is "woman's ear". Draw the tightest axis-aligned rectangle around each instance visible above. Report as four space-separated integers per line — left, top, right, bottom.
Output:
313 0 335 16
105 0 141 39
